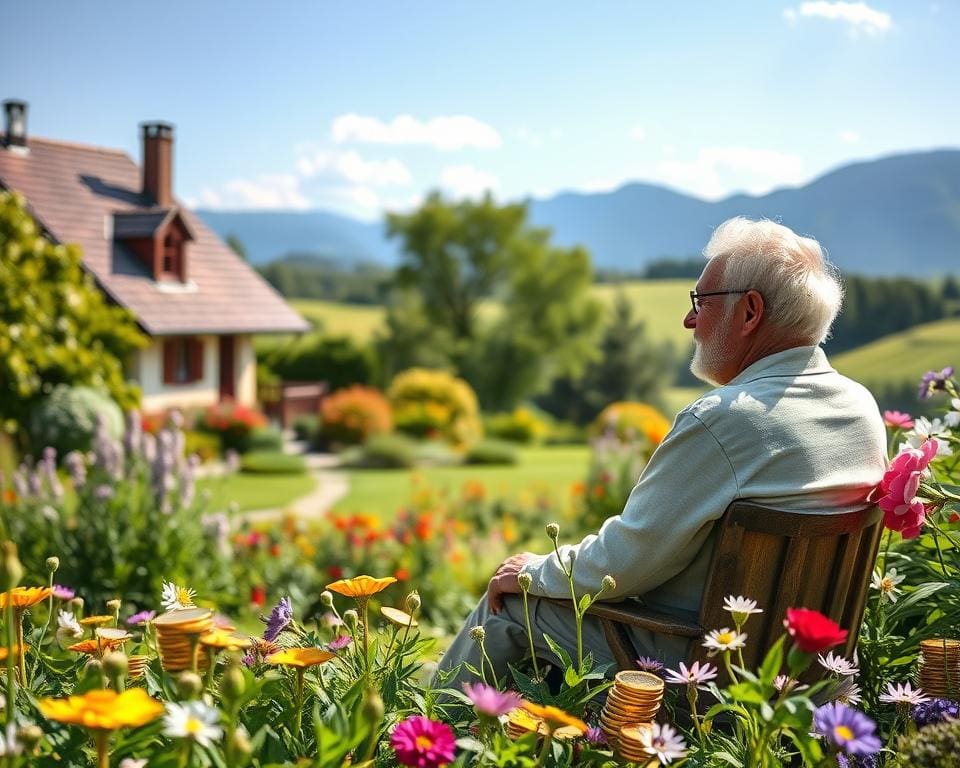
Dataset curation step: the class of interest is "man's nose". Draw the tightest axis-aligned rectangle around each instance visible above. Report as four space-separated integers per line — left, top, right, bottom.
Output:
683 308 697 329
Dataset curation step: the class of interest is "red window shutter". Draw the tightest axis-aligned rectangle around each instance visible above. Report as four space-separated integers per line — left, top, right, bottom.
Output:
162 340 177 384
190 338 204 382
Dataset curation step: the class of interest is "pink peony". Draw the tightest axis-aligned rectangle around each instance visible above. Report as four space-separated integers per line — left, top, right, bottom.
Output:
883 410 914 430
390 715 456 768
877 439 939 539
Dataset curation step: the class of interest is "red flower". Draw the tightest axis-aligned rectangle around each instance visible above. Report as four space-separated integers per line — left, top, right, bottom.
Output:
270 544 281 557
394 568 410 581
784 607 848 653
250 585 266 607
390 715 455 768
327 565 344 579
950 512 960 524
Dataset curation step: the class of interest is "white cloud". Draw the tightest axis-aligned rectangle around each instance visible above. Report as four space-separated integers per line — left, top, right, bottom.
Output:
655 147 806 199
190 173 310 210
630 124 646 142
331 113 501 151
295 149 412 186
783 2 892 36
439 165 500 199
839 130 861 143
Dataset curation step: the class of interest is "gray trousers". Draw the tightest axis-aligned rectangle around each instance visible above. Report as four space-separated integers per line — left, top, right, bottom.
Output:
434 590 689 690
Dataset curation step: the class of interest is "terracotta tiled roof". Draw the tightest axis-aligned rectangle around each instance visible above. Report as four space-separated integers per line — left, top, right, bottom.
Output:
0 135 309 335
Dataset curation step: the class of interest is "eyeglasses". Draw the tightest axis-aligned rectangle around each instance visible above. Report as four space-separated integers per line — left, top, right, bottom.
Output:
689 289 752 314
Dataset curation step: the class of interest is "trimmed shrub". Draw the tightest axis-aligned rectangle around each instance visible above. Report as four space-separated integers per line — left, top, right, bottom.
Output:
197 401 268 453
184 430 221 463
27 385 123 457
240 450 307 475
246 426 284 452
349 433 419 469
544 420 587 445
292 414 321 444
320 386 393 446
388 368 482 447
464 439 518 465
264 332 376 390
590 401 672 446
485 406 550 444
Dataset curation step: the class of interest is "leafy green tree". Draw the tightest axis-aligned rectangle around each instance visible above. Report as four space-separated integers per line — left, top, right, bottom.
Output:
0 191 146 445
381 192 604 409
226 233 248 261
264 332 379 391
942 274 960 301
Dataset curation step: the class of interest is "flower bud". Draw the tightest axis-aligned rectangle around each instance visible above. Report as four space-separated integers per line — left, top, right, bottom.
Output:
176 671 204 700
361 688 385 724
70 596 84 615
404 591 421 614
102 651 128 689
106 598 122 612
0 541 23 592
545 523 560 541
220 654 246 702
228 726 253 767
518 572 532 591
469 625 486 643
343 609 358 630
16 724 42 751
320 590 334 608
84 658 104 678
601 575 616 594
45 556 60 573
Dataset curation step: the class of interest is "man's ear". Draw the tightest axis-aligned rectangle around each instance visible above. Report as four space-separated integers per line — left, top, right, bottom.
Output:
740 290 765 336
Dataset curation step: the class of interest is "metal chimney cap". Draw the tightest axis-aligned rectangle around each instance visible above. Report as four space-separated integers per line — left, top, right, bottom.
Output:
140 121 175 139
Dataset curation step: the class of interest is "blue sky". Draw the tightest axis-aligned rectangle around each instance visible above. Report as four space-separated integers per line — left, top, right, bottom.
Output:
3 1 957 219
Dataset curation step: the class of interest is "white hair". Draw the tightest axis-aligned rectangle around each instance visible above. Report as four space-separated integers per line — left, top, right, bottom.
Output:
702 217 844 345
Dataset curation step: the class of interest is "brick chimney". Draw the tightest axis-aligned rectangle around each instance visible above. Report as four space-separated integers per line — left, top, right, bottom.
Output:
141 121 174 206
3 100 28 149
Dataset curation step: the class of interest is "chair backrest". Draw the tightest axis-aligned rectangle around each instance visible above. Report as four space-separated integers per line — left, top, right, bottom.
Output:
694 501 882 671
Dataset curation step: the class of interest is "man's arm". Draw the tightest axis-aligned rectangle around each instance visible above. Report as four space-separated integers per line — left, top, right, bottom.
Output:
521 410 739 600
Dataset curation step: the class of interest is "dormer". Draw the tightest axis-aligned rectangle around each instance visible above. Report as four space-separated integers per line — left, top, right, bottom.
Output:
113 207 194 282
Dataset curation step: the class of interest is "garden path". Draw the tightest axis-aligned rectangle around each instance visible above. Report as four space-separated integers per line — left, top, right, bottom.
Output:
238 450 349 525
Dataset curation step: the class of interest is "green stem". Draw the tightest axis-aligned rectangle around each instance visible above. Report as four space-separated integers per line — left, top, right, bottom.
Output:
687 685 704 746
722 651 739 686
521 588 541 681
929 530 956 695
534 729 554 768
95 730 110 768
14 609 25 686
359 598 370 686
294 668 304 738
5 598 17 733
29 573 54 680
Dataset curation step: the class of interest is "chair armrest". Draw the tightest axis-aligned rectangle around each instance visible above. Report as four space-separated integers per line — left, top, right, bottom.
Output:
546 598 704 638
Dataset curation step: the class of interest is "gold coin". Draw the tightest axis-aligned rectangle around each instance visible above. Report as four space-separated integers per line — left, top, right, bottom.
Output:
615 671 665 692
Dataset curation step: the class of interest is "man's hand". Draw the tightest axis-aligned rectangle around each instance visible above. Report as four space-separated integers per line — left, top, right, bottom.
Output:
487 552 537 614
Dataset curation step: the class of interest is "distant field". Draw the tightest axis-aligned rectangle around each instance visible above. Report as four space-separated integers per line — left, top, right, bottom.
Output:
831 318 960 388
289 299 386 341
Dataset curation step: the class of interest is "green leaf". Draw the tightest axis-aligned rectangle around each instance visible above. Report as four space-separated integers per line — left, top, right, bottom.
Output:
758 635 785 685
543 633 574 669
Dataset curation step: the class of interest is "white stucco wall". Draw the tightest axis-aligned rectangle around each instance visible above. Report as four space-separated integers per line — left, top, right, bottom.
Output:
236 335 257 407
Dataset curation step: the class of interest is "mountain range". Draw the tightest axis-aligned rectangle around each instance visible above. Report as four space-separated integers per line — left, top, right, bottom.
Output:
197 149 960 276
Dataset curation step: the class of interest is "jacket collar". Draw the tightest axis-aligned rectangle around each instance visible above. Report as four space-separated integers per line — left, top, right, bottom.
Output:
728 345 833 386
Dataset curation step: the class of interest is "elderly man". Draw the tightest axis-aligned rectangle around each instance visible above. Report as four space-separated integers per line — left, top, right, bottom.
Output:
436 217 887 686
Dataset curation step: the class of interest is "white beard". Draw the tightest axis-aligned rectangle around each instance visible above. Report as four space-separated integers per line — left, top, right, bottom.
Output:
690 332 731 387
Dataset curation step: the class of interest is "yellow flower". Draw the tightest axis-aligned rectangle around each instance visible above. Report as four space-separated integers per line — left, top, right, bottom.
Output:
265 648 336 668
200 629 252 650
520 702 588 733
325 575 396 599
79 615 114 627
38 688 164 730
0 587 53 609
0 644 29 660
379 606 418 627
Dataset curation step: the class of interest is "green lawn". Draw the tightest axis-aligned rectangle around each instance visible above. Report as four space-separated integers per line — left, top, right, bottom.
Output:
334 444 591 519
197 471 316 513
289 299 386 341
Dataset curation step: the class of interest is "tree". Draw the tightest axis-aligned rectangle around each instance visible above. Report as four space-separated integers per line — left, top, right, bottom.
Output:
0 191 147 445
381 192 604 409
226 233 248 261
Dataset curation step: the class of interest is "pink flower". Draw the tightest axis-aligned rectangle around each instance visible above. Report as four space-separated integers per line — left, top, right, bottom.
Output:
883 411 914 430
390 716 456 768
462 682 522 718
326 634 352 651
877 439 939 539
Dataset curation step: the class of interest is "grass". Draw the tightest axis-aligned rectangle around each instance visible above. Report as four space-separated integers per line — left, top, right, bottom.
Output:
334 444 591 519
831 318 960 388
197 471 316 513
289 299 386 341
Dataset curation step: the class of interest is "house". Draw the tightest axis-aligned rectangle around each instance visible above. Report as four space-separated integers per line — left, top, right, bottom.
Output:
0 100 309 413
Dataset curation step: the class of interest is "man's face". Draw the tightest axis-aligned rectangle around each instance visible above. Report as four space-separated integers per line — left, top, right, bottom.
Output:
685 261 733 387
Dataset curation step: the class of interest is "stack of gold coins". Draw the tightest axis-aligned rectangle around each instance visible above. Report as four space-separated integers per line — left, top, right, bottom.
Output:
918 639 960 698
506 707 541 739
599 670 664 751
126 654 150 679
617 723 655 764
152 607 214 672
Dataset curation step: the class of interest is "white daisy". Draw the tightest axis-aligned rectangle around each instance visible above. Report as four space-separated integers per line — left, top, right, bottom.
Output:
818 651 859 677
161 581 196 611
119 760 148 768
640 722 687 764
723 595 763 627
879 681 929 706
871 568 906 603
163 701 223 747
774 675 808 694
832 677 862 706
901 418 953 456
702 628 747 655
57 609 82 637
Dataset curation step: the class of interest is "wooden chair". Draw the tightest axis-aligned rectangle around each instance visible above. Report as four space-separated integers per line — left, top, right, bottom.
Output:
566 501 882 674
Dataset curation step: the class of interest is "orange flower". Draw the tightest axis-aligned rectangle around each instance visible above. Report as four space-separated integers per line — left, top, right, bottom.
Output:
200 629 252 650
520 702 588 733
570 481 586 498
0 644 29 660
68 638 122 656
325 575 397 599
38 688 164 730
265 648 336 668
463 480 486 502
1 489 15 504
0 587 53 609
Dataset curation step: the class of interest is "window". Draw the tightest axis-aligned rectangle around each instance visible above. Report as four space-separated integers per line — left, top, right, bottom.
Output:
162 234 180 277
162 338 203 384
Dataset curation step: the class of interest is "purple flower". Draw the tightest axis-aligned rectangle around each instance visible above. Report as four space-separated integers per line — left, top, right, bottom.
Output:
390 716 456 768
585 726 607 746
664 661 718 686
837 755 879 768
127 610 156 626
326 634 352 651
813 702 881 756
919 366 955 399
636 656 664 673
263 596 293 642
462 682 522 718
912 697 960 727
52 585 75 601
240 651 256 667
93 484 114 502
